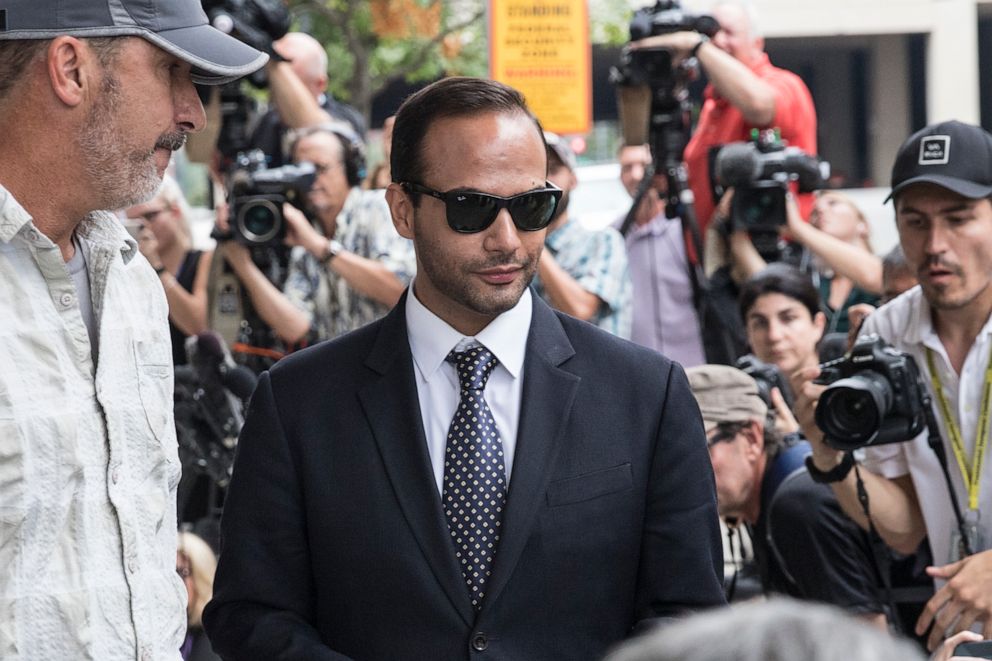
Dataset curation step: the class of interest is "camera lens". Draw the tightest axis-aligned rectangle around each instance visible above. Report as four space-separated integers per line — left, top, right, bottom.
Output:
815 371 893 451
237 199 282 245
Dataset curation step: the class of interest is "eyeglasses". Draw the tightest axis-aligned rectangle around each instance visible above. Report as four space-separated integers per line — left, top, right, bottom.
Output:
131 208 166 224
706 427 743 448
401 181 562 234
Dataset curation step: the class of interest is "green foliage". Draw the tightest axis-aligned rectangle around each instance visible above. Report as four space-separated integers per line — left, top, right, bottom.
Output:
283 0 631 119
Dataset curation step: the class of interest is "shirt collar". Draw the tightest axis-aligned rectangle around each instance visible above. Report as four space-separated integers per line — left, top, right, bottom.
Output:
0 184 137 261
76 212 139 263
405 282 532 382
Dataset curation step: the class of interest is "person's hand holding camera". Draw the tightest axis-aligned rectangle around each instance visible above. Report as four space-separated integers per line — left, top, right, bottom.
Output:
628 31 707 66
792 365 846 472
280 203 326 255
769 386 800 435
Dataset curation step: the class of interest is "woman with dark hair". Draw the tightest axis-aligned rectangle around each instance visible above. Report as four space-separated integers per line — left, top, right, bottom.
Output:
740 264 826 394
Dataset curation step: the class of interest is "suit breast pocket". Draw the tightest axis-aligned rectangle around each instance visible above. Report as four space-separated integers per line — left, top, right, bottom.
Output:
546 463 633 507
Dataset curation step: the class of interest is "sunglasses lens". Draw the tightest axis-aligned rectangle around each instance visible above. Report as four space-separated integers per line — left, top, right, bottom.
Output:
508 191 558 230
446 193 500 233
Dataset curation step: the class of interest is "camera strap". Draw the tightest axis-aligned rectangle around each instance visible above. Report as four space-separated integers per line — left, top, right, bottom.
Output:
925 345 992 512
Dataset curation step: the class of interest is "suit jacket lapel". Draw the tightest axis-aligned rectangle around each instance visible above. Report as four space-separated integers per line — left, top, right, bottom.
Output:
357 294 476 626
482 296 580 611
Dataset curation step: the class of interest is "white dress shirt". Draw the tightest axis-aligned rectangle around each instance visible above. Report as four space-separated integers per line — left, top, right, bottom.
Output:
405 281 532 494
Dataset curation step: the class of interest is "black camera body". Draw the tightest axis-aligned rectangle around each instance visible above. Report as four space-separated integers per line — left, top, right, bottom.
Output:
611 0 718 162
629 0 720 41
228 151 316 246
617 0 719 90
736 353 795 411
715 132 828 230
815 335 928 451
201 0 290 56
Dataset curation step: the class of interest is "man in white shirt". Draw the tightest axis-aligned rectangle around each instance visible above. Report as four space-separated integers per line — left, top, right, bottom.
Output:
205 76 725 660
796 120 992 651
0 1 265 658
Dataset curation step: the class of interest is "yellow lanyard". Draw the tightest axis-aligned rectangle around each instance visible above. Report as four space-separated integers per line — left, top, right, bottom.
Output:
926 344 992 511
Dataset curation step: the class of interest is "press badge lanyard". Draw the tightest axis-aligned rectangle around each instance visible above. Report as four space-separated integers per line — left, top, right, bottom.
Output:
925 345 992 512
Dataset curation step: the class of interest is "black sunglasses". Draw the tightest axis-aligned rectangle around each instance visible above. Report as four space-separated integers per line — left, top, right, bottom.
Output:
402 181 562 234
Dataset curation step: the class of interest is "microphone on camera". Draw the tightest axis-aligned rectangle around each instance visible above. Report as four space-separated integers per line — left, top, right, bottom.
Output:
714 143 764 188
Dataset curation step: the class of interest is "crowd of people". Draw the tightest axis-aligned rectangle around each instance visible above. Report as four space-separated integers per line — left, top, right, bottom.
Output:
6 0 992 660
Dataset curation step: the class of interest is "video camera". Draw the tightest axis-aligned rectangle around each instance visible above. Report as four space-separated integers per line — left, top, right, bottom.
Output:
715 130 828 230
196 0 291 165
814 334 927 451
227 150 316 247
736 353 795 411
174 332 258 489
202 0 290 58
612 0 718 169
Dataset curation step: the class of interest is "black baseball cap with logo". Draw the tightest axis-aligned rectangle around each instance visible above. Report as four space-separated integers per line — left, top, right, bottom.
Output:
886 120 992 203
0 0 268 85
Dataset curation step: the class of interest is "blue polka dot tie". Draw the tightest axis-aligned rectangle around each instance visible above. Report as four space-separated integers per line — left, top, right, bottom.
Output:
443 345 507 610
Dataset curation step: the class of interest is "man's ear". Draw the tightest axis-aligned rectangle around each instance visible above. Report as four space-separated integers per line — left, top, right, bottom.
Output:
46 36 94 108
742 419 765 460
386 183 415 240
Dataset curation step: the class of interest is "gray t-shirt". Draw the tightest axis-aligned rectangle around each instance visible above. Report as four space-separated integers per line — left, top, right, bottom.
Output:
67 234 98 361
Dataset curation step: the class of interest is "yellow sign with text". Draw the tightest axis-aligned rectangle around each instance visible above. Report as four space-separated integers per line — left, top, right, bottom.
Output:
489 0 591 135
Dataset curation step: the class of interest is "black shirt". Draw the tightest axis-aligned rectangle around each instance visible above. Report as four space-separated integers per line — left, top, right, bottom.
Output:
754 455 883 614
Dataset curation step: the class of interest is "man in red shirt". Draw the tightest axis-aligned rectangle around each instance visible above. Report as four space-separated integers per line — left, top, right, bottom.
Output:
632 0 817 236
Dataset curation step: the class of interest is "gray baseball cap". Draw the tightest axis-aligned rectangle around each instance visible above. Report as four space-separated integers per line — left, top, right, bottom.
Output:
0 0 268 85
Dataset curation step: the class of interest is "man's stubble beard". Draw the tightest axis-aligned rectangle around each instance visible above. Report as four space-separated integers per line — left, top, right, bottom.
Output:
413 222 539 319
78 72 164 211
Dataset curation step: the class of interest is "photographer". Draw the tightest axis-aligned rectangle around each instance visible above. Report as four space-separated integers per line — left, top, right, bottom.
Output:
630 0 817 235
686 364 886 624
249 32 366 168
740 264 825 398
796 120 992 651
220 124 414 344
716 190 882 333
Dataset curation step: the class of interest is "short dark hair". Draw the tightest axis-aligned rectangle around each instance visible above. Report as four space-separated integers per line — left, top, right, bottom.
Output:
0 37 121 101
390 76 546 198
739 263 822 322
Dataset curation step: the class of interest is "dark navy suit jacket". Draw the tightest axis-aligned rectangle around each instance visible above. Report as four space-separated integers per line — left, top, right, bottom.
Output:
203 293 725 660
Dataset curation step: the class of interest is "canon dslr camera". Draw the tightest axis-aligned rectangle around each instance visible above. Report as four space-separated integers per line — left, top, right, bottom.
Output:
815 334 927 451
227 151 316 247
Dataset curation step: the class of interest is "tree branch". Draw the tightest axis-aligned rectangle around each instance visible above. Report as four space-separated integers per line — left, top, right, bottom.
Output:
375 6 485 87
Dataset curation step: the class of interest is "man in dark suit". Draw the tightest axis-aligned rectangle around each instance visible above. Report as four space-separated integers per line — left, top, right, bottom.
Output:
203 76 725 660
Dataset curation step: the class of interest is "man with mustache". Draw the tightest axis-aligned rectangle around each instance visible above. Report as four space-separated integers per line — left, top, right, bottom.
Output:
204 76 725 660
0 1 266 658
795 120 992 651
